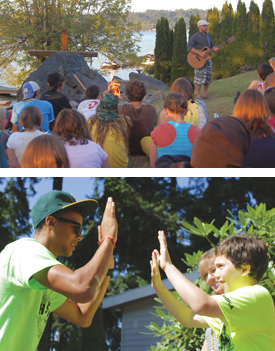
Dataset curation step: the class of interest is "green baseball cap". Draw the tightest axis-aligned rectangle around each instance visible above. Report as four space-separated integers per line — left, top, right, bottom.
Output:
31 190 98 229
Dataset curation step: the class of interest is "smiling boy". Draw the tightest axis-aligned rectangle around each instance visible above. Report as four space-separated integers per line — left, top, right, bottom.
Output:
151 231 275 351
0 190 117 350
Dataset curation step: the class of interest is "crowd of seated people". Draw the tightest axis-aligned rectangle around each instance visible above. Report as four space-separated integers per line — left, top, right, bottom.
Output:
2 60 275 168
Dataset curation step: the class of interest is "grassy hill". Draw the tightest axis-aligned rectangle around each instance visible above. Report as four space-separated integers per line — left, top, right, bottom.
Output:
127 69 260 167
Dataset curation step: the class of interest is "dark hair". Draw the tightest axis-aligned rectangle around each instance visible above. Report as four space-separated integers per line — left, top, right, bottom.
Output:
257 63 274 81
164 93 187 113
125 80 147 102
233 89 274 138
170 78 194 100
215 234 268 282
19 106 43 130
264 87 275 115
21 134 69 168
86 84 101 99
53 109 92 145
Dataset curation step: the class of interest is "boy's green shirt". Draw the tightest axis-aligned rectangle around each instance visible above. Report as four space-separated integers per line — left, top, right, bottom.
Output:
0 238 67 350
203 285 275 351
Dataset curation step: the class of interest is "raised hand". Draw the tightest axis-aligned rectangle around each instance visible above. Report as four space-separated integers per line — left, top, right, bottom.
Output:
100 197 118 243
150 250 162 290
154 230 172 271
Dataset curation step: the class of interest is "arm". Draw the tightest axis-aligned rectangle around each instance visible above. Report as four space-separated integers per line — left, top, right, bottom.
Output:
159 109 166 124
150 139 157 168
151 247 207 328
7 148 20 167
190 47 208 58
247 80 260 90
53 255 114 327
102 158 111 168
11 124 19 132
155 231 224 319
201 338 208 351
33 197 117 304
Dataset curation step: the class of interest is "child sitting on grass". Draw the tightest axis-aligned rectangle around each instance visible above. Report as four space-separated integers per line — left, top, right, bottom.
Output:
150 93 200 168
88 92 132 168
151 231 275 350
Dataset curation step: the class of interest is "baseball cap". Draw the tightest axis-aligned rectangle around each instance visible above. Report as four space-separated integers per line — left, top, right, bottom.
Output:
197 20 210 27
96 92 120 121
23 81 40 100
31 190 98 229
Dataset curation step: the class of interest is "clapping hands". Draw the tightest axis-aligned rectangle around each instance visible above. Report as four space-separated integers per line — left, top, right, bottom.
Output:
150 231 172 290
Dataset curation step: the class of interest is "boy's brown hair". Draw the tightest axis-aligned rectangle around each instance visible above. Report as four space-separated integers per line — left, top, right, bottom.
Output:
215 234 268 282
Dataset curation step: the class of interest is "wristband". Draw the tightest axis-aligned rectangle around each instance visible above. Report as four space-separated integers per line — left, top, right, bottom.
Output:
107 268 115 277
99 236 115 249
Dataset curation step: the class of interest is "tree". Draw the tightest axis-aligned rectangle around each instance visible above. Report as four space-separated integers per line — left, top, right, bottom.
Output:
0 0 141 86
260 0 275 59
154 17 173 84
146 202 275 350
171 18 188 83
236 0 248 40
0 177 39 251
188 14 198 41
207 8 221 78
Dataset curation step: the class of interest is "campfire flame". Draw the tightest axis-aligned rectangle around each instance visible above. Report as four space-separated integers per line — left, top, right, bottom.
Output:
108 78 121 97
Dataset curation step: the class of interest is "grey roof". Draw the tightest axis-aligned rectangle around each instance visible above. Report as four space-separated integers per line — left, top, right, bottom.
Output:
102 271 200 309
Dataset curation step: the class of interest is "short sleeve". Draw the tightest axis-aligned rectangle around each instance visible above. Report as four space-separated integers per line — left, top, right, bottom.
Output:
151 124 176 147
187 125 201 144
8 239 64 289
7 132 23 150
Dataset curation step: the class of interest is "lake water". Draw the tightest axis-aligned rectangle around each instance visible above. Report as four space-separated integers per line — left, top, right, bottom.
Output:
0 31 156 89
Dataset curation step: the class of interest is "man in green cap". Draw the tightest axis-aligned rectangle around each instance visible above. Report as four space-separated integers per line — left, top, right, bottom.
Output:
0 190 117 351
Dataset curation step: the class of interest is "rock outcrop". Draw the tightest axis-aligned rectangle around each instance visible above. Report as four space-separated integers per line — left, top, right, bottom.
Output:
129 72 169 91
17 52 108 103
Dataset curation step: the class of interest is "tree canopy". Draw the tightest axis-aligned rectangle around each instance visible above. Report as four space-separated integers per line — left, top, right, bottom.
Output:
0 0 141 85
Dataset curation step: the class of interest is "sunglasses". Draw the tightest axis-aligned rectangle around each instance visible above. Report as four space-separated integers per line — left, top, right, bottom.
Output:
54 216 83 235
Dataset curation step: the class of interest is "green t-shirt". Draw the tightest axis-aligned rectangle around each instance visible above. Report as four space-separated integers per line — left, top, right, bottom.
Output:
203 285 275 351
0 238 67 350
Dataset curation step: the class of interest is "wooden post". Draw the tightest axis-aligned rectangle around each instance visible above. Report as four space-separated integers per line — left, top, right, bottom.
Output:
62 27 68 51
29 28 98 58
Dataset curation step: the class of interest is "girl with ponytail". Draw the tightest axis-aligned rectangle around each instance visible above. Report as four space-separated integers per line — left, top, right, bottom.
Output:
150 93 201 167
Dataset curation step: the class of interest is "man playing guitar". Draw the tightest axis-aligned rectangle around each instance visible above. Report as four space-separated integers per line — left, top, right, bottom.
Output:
187 20 219 100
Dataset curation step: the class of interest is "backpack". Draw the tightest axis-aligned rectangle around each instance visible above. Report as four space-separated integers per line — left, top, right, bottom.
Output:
184 100 199 127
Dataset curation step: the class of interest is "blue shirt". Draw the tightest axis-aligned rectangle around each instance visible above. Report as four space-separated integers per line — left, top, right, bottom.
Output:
11 99 54 133
156 121 194 158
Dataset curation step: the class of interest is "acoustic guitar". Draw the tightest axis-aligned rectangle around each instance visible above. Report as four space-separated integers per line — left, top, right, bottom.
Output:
187 36 236 69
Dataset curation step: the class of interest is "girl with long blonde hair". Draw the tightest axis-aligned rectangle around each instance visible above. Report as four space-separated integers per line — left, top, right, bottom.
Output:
88 92 132 168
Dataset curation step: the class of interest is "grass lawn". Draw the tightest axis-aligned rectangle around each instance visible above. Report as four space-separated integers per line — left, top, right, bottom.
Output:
127 70 259 167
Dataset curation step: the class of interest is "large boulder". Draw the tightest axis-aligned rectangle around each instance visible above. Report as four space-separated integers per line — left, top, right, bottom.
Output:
129 72 169 91
17 52 108 103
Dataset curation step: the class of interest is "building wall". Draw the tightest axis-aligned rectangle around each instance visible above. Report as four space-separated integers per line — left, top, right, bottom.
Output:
121 296 165 351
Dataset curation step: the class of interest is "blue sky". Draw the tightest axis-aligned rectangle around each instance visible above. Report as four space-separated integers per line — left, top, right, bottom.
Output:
130 0 265 13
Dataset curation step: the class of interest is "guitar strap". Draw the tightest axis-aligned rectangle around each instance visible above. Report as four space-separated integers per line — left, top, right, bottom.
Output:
206 33 211 48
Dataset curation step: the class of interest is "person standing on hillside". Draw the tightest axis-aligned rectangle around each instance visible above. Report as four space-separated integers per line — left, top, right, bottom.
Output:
187 20 219 100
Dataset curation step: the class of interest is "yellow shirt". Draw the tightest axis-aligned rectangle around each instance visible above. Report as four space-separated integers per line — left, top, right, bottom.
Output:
90 124 128 168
